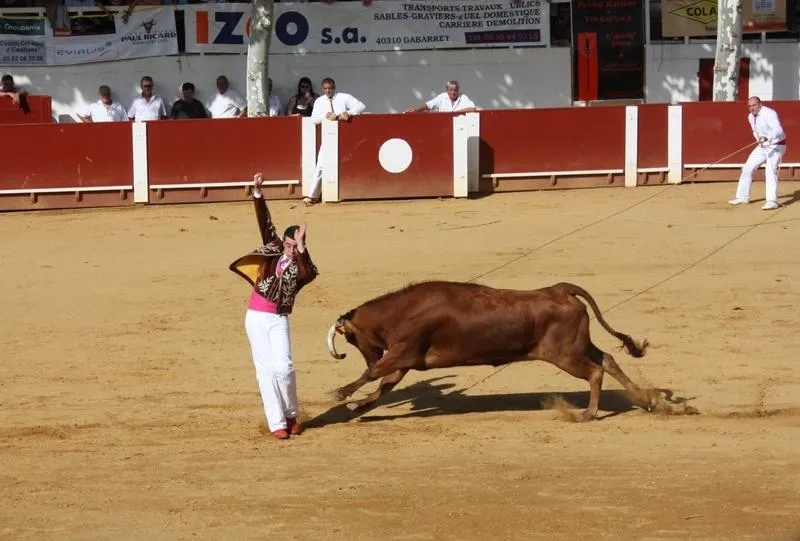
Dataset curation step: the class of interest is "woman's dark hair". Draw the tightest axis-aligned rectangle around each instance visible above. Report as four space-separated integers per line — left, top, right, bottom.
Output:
296 77 313 96
283 225 300 240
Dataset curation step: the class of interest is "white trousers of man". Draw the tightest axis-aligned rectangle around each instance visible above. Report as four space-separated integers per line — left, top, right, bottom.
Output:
735 144 786 204
244 310 298 432
306 141 326 200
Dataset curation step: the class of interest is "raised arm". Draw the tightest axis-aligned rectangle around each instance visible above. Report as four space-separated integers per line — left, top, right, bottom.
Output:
292 223 319 286
252 173 279 245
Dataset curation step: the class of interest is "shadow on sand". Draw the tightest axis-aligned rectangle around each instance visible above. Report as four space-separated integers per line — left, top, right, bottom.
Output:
304 376 696 430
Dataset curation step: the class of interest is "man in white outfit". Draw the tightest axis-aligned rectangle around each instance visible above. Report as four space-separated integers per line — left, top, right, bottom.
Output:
404 80 477 113
208 75 248 119
230 174 318 440
304 77 366 205
729 96 787 210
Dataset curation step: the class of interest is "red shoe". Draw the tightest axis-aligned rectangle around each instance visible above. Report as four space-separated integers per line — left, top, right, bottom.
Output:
272 429 289 440
286 417 302 435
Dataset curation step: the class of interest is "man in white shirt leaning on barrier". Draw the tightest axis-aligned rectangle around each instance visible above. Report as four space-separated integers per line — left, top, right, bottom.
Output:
728 96 787 211
405 80 477 114
128 76 167 122
304 77 366 206
78 85 128 123
209 75 248 119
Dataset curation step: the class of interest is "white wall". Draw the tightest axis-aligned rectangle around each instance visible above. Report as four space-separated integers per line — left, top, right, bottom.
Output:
646 42 800 103
6 38 800 119
2 47 572 122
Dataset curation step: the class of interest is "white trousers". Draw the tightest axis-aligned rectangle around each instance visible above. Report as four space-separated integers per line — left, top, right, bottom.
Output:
244 310 298 432
306 141 326 200
736 145 786 204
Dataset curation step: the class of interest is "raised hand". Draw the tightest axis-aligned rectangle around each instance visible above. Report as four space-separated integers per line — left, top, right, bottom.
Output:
253 172 264 195
296 223 307 245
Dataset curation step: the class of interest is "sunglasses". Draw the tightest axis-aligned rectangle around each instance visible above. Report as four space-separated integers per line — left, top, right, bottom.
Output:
142 84 153 88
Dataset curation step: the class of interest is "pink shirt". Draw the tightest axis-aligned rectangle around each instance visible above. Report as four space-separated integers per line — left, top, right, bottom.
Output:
247 255 291 313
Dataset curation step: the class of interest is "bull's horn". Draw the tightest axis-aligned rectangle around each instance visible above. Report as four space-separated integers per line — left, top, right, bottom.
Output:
327 324 346 359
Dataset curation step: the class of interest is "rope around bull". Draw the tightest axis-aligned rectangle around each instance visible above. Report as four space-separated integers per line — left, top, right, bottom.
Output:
458 141 785 393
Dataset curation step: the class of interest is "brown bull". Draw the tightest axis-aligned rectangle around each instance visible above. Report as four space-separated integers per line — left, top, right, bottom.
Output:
327 281 655 421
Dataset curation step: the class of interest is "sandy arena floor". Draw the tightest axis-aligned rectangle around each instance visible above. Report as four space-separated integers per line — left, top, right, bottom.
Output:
2 181 799 541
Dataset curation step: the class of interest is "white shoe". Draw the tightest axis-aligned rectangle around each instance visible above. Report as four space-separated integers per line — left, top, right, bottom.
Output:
728 198 748 206
761 201 778 210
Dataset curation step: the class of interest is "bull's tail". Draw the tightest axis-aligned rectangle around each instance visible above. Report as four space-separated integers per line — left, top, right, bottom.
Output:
558 282 648 358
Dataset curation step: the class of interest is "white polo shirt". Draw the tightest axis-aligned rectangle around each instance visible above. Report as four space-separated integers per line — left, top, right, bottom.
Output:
128 94 167 122
208 89 246 118
426 92 476 112
269 94 282 117
81 100 128 122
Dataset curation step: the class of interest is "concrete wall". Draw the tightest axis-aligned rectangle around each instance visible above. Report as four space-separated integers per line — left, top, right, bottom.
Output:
646 42 800 103
2 47 573 122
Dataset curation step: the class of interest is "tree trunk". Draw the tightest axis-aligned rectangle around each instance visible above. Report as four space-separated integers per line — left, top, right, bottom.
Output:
246 0 274 117
712 0 744 101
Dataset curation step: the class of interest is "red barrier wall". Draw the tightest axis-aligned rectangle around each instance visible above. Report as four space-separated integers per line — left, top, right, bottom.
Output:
338 113 454 200
682 101 800 181
146 117 303 203
0 95 52 124
683 101 800 164
637 104 669 169
147 117 301 184
480 108 626 175
0 123 132 190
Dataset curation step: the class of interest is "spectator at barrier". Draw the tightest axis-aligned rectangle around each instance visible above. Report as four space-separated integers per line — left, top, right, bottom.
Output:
62 0 138 25
170 82 209 119
128 75 168 122
305 77 366 206
208 75 247 119
405 80 477 113
78 84 128 122
267 78 282 117
285 76 318 117
0 74 28 109
32 0 70 35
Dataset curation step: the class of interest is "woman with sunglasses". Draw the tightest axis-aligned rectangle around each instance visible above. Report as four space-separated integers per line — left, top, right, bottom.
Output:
285 77 318 117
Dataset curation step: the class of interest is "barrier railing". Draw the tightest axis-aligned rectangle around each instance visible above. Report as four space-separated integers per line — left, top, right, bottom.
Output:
1 101 798 211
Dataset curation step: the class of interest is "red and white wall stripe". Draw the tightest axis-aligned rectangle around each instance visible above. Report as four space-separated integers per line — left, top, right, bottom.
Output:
1 101 798 212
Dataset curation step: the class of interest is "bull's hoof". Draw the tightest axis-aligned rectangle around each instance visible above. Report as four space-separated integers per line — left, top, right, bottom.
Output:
346 400 376 412
575 410 598 423
330 388 349 402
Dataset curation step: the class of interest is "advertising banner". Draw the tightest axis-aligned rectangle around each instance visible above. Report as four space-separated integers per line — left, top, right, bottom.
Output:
50 8 177 65
661 0 787 37
0 17 47 66
571 0 645 101
184 0 549 55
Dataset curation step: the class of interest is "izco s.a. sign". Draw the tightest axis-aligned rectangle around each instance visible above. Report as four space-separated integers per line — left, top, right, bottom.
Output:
186 3 369 54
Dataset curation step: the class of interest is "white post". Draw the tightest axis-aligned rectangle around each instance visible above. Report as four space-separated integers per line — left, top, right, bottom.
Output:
452 115 469 198
466 112 480 193
131 122 149 203
300 116 316 197
320 120 339 203
624 105 638 187
667 105 683 184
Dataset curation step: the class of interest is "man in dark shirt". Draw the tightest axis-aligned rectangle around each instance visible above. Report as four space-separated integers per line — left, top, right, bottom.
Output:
170 82 208 120
1 74 28 107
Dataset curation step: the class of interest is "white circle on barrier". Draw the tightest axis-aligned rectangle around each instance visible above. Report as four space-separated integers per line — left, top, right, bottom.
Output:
378 138 413 174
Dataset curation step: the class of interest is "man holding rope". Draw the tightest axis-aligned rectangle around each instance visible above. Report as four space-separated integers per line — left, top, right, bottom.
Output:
728 97 787 210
